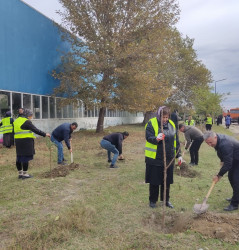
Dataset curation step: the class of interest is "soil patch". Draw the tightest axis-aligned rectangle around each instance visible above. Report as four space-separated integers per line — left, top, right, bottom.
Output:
175 162 200 178
144 211 239 243
42 163 80 178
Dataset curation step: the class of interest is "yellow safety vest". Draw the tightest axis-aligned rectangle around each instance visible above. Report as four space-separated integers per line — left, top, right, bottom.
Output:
14 117 36 139
185 119 195 126
145 117 176 159
0 117 13 134
206 117 213 125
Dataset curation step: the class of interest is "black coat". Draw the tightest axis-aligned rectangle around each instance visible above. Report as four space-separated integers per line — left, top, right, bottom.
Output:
103 133 124 154
15 119 46 156
215 134 239 176
145 119 180 185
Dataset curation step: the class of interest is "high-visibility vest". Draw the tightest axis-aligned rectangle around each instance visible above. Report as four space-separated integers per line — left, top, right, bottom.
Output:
206 117 213 125
14 117 36 139
145 117 176 159
185 119 195 126
0 117 13 134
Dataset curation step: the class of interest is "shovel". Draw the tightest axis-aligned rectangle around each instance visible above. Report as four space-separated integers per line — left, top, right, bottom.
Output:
70 140 74 163
193 180 216 214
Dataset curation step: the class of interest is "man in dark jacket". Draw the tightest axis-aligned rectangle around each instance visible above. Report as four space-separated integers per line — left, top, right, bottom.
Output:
179 124 204 166
51 122 78 165
204 131 239 211
100 131 129 168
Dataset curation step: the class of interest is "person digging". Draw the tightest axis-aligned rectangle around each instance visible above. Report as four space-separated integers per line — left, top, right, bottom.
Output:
204 131 239 211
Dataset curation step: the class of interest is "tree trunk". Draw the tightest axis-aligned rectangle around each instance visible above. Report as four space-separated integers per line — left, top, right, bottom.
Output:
96 107 106 133
142 111 157 125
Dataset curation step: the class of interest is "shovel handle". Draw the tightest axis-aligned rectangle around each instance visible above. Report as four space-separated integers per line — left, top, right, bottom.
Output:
205 180 216 200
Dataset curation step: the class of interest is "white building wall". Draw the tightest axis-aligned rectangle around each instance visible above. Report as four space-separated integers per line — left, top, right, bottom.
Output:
32 116 144 133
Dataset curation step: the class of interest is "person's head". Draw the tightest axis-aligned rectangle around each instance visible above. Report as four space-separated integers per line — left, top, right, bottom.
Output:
122 131 129 139
203 131 217 148
207 114 211 117
178 123 185 132
188 115 192 121
18 108 24 114
157 106 170 124
71 122 78 131
23 109 33 119
5 111 11 117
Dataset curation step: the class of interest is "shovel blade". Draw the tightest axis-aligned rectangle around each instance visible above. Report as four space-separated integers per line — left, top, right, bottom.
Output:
193 203 209 214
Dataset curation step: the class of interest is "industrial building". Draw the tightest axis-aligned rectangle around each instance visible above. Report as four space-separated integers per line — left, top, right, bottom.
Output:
0 0 143 132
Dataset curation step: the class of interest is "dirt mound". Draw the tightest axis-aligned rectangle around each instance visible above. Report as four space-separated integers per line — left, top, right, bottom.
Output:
191 212 239 243
144 211 239 243
42 163 80 178
175 162 200 178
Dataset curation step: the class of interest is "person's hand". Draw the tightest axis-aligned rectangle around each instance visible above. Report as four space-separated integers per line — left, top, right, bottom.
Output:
213 175 221 183
118 154 124 160
178 156 183 166
69 148 72 153
156 133 165 141
46 133 51 138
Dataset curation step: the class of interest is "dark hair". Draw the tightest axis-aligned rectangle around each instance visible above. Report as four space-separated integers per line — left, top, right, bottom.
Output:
178 124 185 130
71 122 78 128
5 111 11 117
122 131 129 137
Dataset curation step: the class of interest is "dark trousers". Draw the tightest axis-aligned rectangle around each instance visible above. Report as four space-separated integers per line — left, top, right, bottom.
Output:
189 138 204 165
16 161 29 171
206 124 212 131
228 162 239 207
149 184 170 203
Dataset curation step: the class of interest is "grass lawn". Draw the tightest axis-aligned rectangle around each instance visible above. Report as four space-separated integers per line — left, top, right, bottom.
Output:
0 123 239 249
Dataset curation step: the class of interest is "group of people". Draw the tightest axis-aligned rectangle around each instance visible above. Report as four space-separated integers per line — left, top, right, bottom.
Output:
0 108 78 179
1 106 239 212
145 106 239 212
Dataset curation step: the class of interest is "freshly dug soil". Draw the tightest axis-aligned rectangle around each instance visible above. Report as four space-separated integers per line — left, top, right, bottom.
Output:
144 211 239 243
42 163 80 178
175 162 200 178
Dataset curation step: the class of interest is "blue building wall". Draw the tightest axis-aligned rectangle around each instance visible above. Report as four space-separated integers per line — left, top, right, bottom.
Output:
0 0 68 95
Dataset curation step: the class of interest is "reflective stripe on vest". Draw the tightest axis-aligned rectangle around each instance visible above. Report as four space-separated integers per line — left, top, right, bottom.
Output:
145 117 176 159
206 117 212 125
0 117 13 134
13 117 36 139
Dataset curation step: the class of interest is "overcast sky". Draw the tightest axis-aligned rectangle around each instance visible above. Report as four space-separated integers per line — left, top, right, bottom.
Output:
22 0 239 110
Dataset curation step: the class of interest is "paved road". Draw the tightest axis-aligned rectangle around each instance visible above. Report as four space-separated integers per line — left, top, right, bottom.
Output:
227 123 239 136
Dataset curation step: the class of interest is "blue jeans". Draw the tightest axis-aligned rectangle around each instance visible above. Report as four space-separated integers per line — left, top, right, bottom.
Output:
100 139 119 166
51 135 64 164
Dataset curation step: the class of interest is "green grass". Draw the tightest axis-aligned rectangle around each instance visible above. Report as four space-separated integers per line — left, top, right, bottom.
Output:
0 123 238 249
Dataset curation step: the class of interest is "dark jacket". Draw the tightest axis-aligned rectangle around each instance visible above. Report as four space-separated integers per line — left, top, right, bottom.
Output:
215 134 239 176
170 112 179 130
52 123 73 149
183 126 203 149
15 120 46 156
103 133 124 154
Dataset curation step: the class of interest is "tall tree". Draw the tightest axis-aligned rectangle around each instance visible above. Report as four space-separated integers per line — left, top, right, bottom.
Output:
53 0 180 132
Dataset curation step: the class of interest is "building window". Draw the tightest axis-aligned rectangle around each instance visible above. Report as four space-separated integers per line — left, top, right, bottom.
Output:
42 96 48 119
50 97 55 118
56 98 62 118
33 95 40 119
12 92 22 117
0 91 10 118
23 94 31 110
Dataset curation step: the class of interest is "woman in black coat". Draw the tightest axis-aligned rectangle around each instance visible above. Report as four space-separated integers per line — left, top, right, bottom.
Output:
145 106 182 208
14 109 50 179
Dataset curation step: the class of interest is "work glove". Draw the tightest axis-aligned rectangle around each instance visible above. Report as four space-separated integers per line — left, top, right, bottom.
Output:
156 133 165 141
178 156 183 166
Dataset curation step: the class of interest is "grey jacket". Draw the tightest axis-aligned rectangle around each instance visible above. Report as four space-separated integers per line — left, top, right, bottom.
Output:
184 126 203 149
